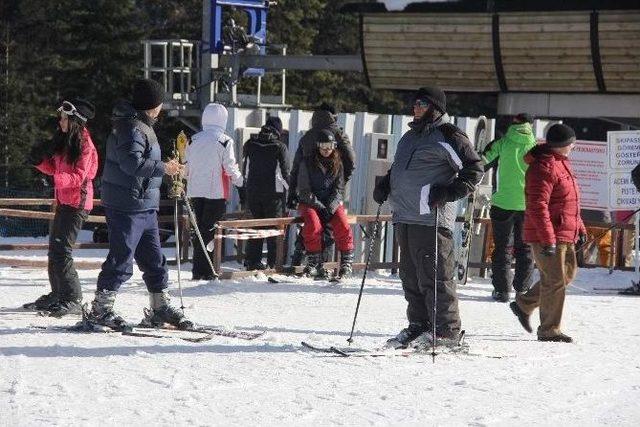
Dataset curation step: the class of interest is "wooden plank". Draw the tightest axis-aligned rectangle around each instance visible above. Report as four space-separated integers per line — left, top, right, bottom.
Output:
603 82 640 91
598 12 640 23
501 48 592 57
369 79 499 91
502 55 593 65
496 31 590 42
500 23 590 33
363 23 491 34
506 81 598 90
364 32 491 42
0 198 174 207
365 54 494 64
363 39 493 49
369 69 497 80
363 14 491 25
503 63 594 73
599 31 640 40
499 11 590 23
500 39 591 49
367 61 497 72
364 47 494 57
599 39 640 48
503 71 598 80
0 257 103 269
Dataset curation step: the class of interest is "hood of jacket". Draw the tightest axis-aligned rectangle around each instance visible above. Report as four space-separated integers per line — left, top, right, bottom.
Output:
408 112 451 134
524 144 566 165
505 122 535 145
202 103 228 131
311 110 337 130
250 125 280 147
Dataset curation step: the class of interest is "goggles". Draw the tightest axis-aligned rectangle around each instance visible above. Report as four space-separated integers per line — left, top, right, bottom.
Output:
57 101 87 122
413 99 431 109
318 141 336 151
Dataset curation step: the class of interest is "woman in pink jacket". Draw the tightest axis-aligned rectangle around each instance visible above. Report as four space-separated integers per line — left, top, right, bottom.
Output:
23 98 98 317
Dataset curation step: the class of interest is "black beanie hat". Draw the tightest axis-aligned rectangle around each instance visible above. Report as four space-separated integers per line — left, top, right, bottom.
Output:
265 116 283 136
514 113 533 124
414 86 446 113
546 123 576 148
68 98 95 121
317 102 336 115
132 79 165 111
316 129 336 146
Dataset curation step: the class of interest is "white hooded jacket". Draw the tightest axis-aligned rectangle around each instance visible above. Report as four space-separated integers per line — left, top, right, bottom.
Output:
186 103 243 199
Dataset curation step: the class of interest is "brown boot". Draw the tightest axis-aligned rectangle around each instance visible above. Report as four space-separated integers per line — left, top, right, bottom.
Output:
510 301 532 333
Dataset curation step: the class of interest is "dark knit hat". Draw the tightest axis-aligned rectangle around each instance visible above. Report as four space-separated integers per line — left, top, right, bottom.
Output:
265 116 283 136
414 86 446 113
132 79 165 110
316 129 336 146
514 113 533 124
546 123 576 148
317 102 336 115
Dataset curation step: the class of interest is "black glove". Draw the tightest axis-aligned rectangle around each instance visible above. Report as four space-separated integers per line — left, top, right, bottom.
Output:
373 172 391 205
577 233 588 249
286 192 298 210
540 244 557 257
428 185 454 208
236 186 246 206
27 142 47 166
317 208 333 224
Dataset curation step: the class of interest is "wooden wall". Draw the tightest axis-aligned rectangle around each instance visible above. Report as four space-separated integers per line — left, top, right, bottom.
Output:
361 10 640 93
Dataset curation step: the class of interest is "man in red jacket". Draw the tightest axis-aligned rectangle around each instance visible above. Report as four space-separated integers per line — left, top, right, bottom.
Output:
510 124 586 343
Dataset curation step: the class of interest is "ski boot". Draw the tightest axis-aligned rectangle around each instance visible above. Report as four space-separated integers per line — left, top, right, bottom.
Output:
23 292 58 311
88 290 130 331
143 291 193 330
384 322 427 349
338 250 354 279
46 299 83 318
619 281 640 296
302 252 322 277
413 329 462 351
491 290 510 303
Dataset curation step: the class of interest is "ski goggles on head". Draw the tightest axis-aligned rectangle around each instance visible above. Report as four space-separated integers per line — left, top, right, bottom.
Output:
317 141 336 151
57 100 87 121
413 99 431 109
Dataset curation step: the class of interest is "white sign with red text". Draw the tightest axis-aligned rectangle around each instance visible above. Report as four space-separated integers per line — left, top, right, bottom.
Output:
569 140 608 210
607 131 640 209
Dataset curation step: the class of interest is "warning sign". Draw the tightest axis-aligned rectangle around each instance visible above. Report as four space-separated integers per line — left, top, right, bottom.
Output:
608 131 640 171
569 140 608 210
609 172 640 209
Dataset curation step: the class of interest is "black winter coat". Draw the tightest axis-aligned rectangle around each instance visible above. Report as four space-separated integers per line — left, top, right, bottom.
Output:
242 125 290 198
298 156 345 214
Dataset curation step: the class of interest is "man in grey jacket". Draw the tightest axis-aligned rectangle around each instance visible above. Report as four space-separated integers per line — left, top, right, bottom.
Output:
374 86 483 347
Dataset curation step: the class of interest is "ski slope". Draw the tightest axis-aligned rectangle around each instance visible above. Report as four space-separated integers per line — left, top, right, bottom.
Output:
1 258 639 426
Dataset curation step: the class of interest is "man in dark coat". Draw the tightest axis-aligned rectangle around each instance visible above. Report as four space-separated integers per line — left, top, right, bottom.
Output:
90 79 191 330
373 86 484 348
242 116 290 270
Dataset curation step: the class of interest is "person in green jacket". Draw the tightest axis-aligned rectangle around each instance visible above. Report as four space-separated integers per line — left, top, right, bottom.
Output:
482 113 537 302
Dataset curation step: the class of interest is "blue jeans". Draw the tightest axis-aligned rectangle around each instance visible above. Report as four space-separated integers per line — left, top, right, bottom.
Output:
97 208 167 293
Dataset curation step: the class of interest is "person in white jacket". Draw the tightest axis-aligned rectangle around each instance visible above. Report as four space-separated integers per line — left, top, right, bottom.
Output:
186 103 243 280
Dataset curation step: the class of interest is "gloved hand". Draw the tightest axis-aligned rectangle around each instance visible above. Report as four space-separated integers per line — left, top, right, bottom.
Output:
373 172 391 204
236 186 246 206
27 142 48 166
286 192 298 210
428 185 454 208
317 208 333 224
577 232 588 249
540 244 557 257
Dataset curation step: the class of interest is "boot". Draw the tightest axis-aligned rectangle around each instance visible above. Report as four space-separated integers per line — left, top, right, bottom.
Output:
23 292 58 310
303 252 322 277
145 291 193 330
538 333 573 343
88 290 129 330
510 301 532 333
338 250 354 278
384 322 427 349
47 299 83 318
491 290 510 303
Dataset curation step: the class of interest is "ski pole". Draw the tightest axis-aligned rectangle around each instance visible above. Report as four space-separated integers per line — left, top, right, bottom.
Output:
431 205 438 363
181 192 219 279
173 197 186 312
347 203 382 345
575 207 640 253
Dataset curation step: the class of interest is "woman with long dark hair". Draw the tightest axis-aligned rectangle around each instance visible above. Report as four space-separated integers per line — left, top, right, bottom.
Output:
23 98 98 317
295 129 354 279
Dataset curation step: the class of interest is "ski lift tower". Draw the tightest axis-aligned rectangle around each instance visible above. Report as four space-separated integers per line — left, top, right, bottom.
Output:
142 0 363 128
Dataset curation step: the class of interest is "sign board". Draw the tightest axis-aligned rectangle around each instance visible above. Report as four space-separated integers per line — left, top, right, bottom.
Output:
607 131 640 209
569 140 608 210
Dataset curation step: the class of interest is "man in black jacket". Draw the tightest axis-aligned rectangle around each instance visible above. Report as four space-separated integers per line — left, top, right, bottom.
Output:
242 116 290 270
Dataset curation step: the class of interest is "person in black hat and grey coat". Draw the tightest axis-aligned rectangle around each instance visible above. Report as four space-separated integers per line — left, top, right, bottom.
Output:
242 116 290 270
90 78 191 330
373 86 483 348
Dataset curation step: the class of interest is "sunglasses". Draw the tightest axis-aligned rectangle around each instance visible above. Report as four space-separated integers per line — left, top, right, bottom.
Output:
57 101 87 121
413 99 430 109
318 142 336 151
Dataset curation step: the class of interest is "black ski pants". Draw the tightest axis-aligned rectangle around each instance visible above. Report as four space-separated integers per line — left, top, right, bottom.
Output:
245 194 284 267
490 206 534 293
48 204 88 302
190 198 226 277
396 222 461 337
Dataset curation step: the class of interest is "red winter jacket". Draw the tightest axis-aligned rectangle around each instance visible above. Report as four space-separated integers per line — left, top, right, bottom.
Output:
35 128 98 211
523 144 586 245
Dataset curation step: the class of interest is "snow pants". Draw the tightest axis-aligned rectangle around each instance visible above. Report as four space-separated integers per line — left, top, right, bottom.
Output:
516 243 578 338
245 194 284 267
396 223 461 337
97 208 167 293
298 204 353 253
490 206 534 293
48 204 88 302
190 198 226 278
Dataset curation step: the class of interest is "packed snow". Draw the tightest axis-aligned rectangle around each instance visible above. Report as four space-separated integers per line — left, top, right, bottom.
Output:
1 249 639 426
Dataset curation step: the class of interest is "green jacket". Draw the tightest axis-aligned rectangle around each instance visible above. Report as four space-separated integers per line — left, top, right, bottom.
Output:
482 123 537 211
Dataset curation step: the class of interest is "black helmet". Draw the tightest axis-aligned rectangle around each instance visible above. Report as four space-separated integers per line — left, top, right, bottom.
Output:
316 129 336 150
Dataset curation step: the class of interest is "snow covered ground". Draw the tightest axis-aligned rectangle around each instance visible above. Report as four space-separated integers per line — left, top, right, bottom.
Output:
1 254 639 426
